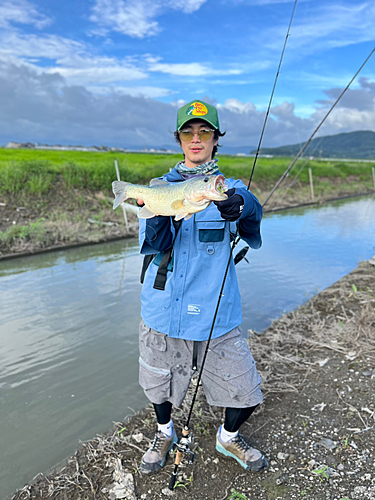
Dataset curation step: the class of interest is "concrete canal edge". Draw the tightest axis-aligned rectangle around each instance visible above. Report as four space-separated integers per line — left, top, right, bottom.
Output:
9 255 375 500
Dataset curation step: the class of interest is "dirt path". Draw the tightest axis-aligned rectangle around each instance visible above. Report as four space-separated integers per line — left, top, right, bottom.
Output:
10 257 375 500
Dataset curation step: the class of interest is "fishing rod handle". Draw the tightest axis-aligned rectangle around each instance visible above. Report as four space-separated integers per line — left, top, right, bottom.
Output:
168 427 190 490
174 449 183 466
169 472 177 490
168 456 182 490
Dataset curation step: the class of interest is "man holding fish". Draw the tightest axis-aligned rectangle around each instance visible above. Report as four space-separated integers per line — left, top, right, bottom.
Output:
113 100 268 475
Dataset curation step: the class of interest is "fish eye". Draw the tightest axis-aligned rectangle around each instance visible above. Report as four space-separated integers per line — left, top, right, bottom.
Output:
203 177 209 182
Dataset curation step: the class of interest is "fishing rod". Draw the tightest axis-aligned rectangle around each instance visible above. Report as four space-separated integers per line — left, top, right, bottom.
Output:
168 0 299 490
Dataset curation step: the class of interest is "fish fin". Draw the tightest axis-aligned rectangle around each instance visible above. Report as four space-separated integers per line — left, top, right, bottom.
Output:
138 206 157 219
183 214 193 220
171 200 185 211
174 213 189 221
112 181 129 209
149 178 169 187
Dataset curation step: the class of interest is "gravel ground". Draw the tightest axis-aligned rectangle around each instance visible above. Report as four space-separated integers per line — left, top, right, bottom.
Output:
10 257 375 500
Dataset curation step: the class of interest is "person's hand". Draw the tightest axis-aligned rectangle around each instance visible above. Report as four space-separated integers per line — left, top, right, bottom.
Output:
214 188 244 221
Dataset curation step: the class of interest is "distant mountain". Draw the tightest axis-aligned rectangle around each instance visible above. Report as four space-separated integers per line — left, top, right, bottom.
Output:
252 130 375 159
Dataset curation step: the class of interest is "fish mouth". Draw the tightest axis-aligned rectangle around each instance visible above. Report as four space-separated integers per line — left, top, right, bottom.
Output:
214 175 228 197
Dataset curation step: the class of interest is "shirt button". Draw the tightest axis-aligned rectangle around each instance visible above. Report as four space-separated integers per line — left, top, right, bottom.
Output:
185 228 188 231
180 274 183 278
183 251 186 254
176 298 179 301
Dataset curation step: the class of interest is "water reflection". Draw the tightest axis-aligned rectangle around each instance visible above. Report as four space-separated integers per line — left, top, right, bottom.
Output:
0 195 374 497
0 239 147 497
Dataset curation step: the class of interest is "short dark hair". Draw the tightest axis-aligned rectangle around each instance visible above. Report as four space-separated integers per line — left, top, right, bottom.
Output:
174 128 226 159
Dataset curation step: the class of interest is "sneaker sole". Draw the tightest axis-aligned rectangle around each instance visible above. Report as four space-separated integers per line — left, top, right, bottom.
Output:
216 440 268 472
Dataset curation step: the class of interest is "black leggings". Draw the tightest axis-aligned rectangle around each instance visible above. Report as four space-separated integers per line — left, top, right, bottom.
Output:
153 402 258 432
224 405 259 432
153 402 172 425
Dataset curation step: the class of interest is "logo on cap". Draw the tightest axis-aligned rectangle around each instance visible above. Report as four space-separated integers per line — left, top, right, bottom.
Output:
187 102 208 116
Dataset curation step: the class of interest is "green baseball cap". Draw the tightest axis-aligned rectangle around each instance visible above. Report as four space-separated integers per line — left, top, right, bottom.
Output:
176 100 220 131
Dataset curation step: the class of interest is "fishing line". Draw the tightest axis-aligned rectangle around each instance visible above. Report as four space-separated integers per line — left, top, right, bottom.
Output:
168 0 299 489
247 0 298 191
262 46 375 208
270 136 325 207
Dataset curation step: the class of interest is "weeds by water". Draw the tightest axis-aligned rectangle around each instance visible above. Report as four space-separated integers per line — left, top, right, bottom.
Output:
0 218 47 249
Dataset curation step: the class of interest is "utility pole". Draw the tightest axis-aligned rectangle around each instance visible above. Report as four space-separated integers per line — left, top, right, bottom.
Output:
308 168 314 200
114 159 129 231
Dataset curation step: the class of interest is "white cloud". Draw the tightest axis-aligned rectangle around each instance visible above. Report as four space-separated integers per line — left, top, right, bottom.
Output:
90 0 160 38
87 85 176 98
0 0 51 29
312 78 375 133
0 32 85 63
229 0 295 4
218 98 256 114
51 58 147 85
89 0 208 38
146 57 243 77
263 1 375 54
290 72 354 90
170 0 207 14
0 32 148 87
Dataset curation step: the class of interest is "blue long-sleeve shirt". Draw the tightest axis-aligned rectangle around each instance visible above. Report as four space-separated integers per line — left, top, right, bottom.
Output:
139 168 263 341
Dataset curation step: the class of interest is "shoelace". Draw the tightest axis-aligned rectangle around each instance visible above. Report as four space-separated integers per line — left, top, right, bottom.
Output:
232 434 251 453
150 432 166 452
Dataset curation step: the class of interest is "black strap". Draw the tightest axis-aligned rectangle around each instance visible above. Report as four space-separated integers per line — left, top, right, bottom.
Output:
153 219 182 291
140 253 156 284
140 219 182 289
153 249 173 290
192 342 198 371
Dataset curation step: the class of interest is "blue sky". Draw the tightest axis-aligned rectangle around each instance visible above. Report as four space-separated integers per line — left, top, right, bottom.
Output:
0 0 374 150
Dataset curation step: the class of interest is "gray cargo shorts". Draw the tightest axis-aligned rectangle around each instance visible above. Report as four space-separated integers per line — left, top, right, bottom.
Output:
139 320 263 408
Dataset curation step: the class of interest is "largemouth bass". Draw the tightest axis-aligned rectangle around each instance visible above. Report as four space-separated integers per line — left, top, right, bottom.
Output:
112 175 228 221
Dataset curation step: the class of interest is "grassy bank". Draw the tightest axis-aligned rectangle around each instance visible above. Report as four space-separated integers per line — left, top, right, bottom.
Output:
0 148 374 256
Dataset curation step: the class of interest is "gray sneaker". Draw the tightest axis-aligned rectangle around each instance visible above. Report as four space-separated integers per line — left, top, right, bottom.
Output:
140 430 178 474
216 429 269 472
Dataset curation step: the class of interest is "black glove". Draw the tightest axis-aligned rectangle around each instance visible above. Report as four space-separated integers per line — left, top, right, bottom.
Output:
214 188 244 221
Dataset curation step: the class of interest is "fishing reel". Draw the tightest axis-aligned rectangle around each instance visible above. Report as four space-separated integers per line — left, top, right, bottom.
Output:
168 427 195 490
234 246 250 265
173 429 195 464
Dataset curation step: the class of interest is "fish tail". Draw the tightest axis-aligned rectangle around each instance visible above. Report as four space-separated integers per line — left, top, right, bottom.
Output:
112 181 130 209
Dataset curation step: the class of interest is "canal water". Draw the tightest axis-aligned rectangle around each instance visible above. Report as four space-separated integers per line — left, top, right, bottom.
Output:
1 195 374 497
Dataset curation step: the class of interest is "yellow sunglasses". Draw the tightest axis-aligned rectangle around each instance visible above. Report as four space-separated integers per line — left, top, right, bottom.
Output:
179 129 214 142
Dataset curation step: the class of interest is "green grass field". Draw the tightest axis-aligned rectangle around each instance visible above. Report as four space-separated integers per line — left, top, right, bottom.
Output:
0 147 374 197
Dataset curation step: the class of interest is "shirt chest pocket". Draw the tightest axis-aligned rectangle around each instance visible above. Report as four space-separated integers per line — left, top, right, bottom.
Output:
198 220 226 243
196 221 228 257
